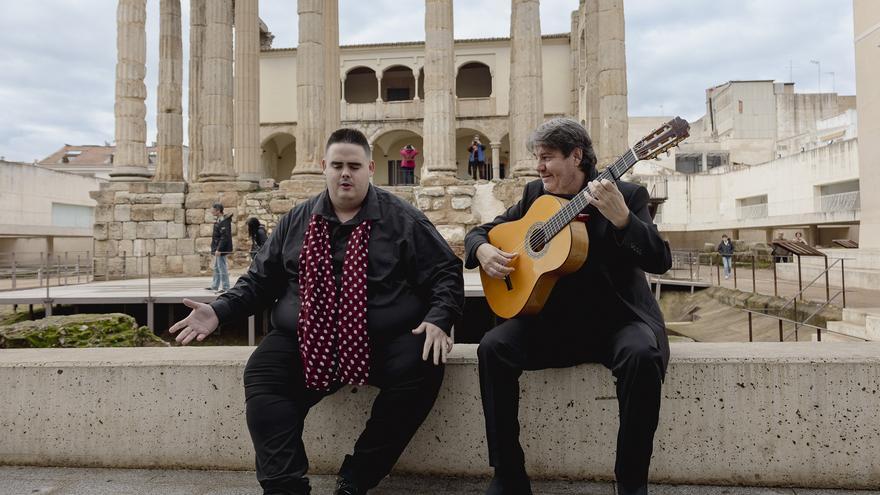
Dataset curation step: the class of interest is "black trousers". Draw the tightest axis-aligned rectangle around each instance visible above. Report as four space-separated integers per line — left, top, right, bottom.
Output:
478 314 664 491
244 329 444 494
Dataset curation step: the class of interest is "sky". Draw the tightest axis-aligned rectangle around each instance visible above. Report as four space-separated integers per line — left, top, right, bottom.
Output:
0 0 857 163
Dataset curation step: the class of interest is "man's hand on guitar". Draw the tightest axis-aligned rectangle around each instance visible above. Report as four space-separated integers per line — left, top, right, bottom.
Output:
587 179 631 229
477 243 517 279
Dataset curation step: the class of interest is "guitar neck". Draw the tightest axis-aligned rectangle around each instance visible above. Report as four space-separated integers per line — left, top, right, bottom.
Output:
544 148 641 238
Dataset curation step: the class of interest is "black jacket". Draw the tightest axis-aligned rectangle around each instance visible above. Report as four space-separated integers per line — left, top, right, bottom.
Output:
211 186 465 338
250 226 268 255
718 240 734 256
464 179 673 371
211 214 233 254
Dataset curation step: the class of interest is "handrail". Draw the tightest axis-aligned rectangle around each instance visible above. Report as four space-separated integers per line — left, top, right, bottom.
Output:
740 307 868 343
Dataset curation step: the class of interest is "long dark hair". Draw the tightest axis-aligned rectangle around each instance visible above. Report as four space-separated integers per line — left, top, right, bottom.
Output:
247 217 262 237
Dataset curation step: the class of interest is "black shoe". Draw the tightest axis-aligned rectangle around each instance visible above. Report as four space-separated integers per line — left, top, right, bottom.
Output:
486 469 532 495
615 482 648 495
205 287 216 291
334 476 364 495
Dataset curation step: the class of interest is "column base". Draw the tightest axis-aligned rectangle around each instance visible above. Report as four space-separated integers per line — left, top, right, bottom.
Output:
109 166 153 181
198 172 238 182
279 176 326 196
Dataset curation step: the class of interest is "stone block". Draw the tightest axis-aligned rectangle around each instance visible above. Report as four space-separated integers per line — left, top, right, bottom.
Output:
114 192 133 204
117 240 133 256
94 240 117 258
435 225 466 244
186 225 200 238
89 190 115 204
131 205 154 221
186 209 205 224
122 222 138 240
431 198 447 210
176 238 195 255
132 239 155 257
190 181 257 193
278 177 325 196
195 237 213 253
166 255 183 273
113 205 131 222
160 193 186 204
93 223 108 241
155 239 177 256
148 182 186 194
153 205 178 221
246 199 261 207
95 205 113 222
451 196 473 210
109 222 123 240
269 199 294 214
185 192 222 209
131 193 163 205
199 224 214 237
446 186 476 196
425 210 475 225
174 208 185 223
147 255 167 275
167 222 186 239
182 254 202 275
416 195 432 210
418 186 446 197
128 182 149 193
136 221 168 239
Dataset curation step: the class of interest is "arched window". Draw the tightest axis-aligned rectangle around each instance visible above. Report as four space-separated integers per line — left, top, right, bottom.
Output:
381 65 415 102
456 62 492 98
344 67 378 103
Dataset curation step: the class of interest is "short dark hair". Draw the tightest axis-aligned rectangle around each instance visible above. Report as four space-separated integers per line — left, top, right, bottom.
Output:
526 118 598 177
212 203 224 212
326 128 371 159
721 234 728 238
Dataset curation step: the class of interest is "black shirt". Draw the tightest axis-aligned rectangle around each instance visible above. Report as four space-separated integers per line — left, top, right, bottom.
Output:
211 185 465 338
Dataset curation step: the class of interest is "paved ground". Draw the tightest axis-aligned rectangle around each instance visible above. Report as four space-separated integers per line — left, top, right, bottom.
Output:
0 467 877 495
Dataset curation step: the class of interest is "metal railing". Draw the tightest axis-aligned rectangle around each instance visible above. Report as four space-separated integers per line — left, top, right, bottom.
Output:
736 203 768 220
815 191 860 213
0 251 95 291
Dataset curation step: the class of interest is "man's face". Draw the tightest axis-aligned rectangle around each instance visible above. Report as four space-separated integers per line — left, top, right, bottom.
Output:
211 208 221 218
534 144 584 195
322 142 375 212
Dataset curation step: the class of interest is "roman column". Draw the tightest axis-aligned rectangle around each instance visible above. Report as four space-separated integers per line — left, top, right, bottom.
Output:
154 0 184 181
422 0 457 177
234 0 262 182
509 0 543 178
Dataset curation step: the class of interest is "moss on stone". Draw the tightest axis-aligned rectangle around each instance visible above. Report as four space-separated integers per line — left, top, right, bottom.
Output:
0 313 168 348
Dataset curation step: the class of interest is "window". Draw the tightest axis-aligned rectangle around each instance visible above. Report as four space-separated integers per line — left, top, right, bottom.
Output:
51 203 94 228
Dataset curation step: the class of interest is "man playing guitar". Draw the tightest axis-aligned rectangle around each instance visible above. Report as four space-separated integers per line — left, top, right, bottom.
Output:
464 118 673 495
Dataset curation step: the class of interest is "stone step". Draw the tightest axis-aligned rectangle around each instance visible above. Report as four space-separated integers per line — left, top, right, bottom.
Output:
842 307 880 325
825 320 869 340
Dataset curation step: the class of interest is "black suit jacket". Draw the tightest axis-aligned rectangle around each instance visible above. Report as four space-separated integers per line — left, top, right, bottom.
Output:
464 179 673 371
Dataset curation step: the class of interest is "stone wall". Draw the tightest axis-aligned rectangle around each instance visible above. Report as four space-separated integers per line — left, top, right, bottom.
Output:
5 343 880 488
92 178 529 276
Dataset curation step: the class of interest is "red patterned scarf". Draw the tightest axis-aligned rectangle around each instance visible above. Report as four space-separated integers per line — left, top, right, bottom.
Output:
297 214 372 391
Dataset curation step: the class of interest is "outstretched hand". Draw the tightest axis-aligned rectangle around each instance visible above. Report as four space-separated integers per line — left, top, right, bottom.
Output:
412 321 453 365
168 298 220 345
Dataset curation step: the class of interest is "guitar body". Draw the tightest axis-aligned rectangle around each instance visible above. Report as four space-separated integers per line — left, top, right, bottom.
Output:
480 195 589 319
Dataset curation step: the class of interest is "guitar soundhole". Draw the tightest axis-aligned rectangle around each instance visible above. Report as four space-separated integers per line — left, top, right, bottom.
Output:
525 223 549 258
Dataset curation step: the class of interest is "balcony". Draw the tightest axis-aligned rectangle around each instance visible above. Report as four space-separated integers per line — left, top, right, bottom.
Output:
455 96 496 117
736 203 768 220
815 191 860 213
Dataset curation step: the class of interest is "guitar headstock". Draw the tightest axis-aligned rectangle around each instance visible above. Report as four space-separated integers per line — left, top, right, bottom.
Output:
633 117 690 161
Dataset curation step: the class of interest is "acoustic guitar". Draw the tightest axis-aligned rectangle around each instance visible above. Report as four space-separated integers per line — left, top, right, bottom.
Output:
480 117 690 319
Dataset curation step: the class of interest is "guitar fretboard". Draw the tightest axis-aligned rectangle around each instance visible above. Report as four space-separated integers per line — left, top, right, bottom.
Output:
530 148 640 250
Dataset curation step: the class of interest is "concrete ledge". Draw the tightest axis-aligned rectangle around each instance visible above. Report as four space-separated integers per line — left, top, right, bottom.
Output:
2 343 880 488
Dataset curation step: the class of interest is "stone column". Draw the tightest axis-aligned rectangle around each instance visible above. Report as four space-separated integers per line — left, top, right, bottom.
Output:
188 0 206 182
509 0 543 178
199 0 236 181
584 0 600 149
376 71 383 103
854 0 880 248
422 0 457 177
234 0 262 182
291 0 325 177
110 0 151 181
412 67 421 101
490 142 501 179
596 0 628 168
325 0 341 137
154 0 184 182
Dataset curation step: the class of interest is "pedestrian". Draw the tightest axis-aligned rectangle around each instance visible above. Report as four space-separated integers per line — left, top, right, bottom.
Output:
207 203 233 293
718 234 734 279
247 217 268 261
399 144 418 185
